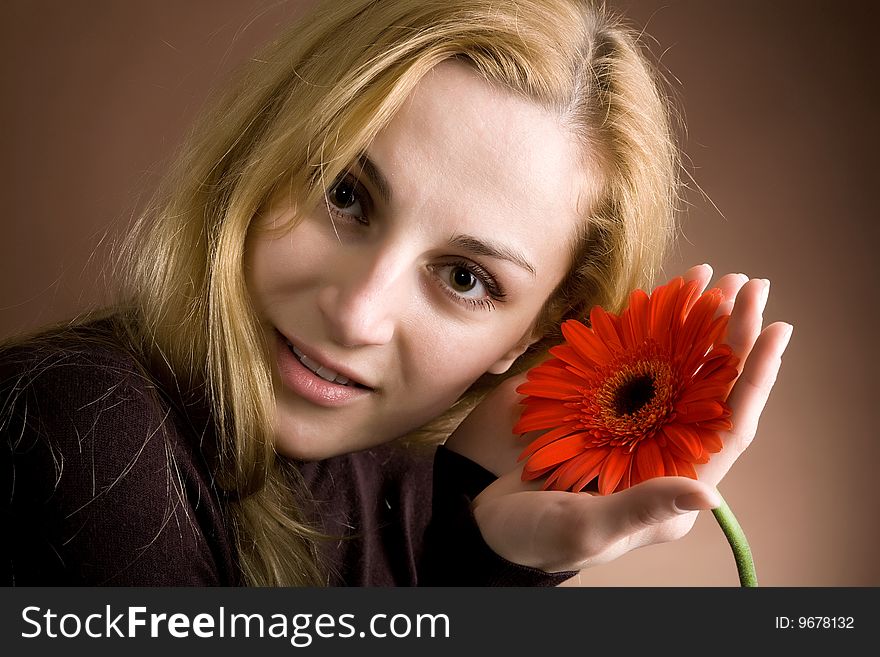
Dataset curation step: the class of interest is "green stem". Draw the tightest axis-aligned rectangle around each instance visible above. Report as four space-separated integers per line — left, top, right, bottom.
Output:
711 492 758 587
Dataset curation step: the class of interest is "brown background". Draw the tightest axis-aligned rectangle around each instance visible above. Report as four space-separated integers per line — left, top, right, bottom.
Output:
2 1 877 586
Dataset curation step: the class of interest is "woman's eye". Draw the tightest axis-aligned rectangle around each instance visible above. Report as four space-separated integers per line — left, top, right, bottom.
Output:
330 179 356 208
433 262 500 305
447 266 481 296
327 174 367 222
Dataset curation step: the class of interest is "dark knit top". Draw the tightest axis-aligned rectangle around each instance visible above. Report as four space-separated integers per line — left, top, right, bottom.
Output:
0 325 574 587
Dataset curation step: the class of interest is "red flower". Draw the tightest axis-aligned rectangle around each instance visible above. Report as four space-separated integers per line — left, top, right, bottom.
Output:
514 276 739 495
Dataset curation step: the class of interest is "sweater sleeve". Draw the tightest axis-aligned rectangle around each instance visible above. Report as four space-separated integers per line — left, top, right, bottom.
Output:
420 445 577 586
299 443 576 586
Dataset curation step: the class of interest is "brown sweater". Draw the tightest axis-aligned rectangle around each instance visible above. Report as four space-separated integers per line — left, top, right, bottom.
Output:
0 325 573 586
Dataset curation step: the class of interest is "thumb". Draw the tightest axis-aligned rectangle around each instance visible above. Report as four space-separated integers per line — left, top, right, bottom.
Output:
598 476 722 543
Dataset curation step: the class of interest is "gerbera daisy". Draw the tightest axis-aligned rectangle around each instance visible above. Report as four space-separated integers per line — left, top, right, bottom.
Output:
515 276 739 495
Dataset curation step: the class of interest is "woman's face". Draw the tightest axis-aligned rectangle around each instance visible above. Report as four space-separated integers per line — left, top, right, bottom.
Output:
245 60 590 460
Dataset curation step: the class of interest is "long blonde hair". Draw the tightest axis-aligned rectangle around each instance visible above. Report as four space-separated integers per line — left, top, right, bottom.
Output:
110 0 680 586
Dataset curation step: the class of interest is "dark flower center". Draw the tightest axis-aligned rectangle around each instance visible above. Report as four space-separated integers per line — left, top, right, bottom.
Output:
613 374 656 416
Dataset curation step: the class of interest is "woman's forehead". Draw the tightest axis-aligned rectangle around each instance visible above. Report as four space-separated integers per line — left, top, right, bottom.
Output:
365 60 589 269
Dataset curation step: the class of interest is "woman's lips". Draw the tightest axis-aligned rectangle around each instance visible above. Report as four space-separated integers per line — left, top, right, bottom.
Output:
274 331 372 407
289 342 354 386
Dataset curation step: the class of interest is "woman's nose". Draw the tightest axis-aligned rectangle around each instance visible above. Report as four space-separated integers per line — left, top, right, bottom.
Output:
316 248 409 348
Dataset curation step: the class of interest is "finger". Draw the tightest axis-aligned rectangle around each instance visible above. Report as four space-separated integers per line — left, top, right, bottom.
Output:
699 321 794 487
721 277 769 373
681 266 747 318
712 272 750 318
593 475 721 545
680 263 713 294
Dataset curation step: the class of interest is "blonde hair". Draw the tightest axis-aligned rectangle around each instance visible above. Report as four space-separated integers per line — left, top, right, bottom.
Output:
109 0 680 585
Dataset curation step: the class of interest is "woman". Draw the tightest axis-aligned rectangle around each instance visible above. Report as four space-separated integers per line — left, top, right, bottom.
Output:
0 0 790 586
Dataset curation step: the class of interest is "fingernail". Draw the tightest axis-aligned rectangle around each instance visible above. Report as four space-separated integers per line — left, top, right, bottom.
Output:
759 279 770 305
674 492 720 512
780 323 794 350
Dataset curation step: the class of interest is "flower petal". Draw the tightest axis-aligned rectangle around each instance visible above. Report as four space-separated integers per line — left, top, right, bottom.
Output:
676 287 722 354
521 463 556 481
669 278 703 344
523 433 590 472
547 447 610 492
589 305 624 354
692 347 738 384
622 288 650 347
561 320 615 366
661 446 679 476
598 449 633 495
683 314 730 374
634 439 667 483
675 400 726 424
675 460 697 480
572 448 614 492
696 416 733 431
698 344 736 368
517 425 582 460
513 403 576 433
676 381 732 406
516 380 582 400
680 278 705 316
696 427 724 453
648 277 683 348
661 423 703 461
548 345 600 377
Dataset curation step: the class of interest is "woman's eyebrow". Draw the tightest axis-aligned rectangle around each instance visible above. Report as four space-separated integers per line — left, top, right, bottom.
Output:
449 234 536 276
356 154 392 204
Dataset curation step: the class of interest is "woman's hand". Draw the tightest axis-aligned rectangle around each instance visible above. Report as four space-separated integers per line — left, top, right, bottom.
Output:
443 264 793 573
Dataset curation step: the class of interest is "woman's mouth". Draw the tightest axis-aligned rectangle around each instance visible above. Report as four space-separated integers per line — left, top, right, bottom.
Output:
287 341 359 387
274 331 373 407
